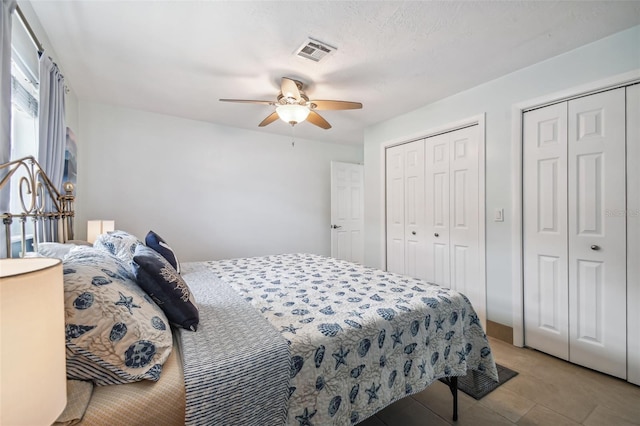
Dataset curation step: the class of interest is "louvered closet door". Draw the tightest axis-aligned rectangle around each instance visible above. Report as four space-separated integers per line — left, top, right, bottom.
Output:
386 144 405 274
523 102 570 360
404 140 426 279
568 88 626 379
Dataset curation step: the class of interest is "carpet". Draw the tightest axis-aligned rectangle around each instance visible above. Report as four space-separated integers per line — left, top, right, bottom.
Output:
441 364 518 400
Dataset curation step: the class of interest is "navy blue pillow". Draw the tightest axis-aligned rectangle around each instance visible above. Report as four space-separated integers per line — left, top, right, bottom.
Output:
132 245 198 331
145 230 180 273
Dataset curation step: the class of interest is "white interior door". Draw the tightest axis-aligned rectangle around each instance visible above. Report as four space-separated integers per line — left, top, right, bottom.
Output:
425 126 484 326
425 133 450 287
568 88 626 379
523 102 570 360
330 162 364 264
626 83 640 386
524 88 628 378
448 126 483 324
385 146 405 274
403 140 427 279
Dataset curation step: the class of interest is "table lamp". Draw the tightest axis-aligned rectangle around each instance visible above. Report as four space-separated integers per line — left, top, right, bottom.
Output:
0 257 67 425
87 220 115 244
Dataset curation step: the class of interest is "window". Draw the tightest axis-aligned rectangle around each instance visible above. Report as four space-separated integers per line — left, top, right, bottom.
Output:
10 9 39 161
8 13 39 253
10 60 38 160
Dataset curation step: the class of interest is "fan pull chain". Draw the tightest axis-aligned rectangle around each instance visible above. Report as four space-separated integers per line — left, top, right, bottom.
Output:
291 125 296 147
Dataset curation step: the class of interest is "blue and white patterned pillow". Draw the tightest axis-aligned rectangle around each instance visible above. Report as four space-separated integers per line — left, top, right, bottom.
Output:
93 230 143 274
133 245 199 331
63 246 173 385
145 230 180 274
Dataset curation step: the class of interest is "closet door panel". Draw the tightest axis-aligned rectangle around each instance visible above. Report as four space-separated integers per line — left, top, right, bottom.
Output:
404 140 426 279
627 83 640 385
386 145 405 274
425 133 450 286
449 126 480 313
568 88 626 379
523 102 569 360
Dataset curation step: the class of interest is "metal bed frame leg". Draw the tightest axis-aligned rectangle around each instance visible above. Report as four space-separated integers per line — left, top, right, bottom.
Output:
444 376 458 421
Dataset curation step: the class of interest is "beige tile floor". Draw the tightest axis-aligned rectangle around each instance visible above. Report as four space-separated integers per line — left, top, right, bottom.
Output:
359 337 640 425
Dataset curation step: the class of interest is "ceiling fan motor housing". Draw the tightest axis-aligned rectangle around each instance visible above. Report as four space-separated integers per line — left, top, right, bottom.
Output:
219 76 361 130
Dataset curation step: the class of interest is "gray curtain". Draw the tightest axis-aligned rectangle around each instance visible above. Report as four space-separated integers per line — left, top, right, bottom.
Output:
38 53 66 189
0 0 16 257
37 52 66 237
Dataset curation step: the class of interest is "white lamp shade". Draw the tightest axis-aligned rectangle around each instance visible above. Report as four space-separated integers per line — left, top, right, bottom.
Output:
276 104 310 124
87 219 115 244
0 258 67 425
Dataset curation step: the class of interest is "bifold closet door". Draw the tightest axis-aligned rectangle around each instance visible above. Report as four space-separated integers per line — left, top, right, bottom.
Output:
627 83 640 386
523 102 570 360
403 140 426 280
448 126 480 305
568 89 627 379
425 126 482 321
386 145 405 275
425 133 450 287
385 140 426 278
524 87 628 379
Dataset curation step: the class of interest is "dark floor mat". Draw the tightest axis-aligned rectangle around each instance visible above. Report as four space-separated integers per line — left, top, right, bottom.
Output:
441 364 519 400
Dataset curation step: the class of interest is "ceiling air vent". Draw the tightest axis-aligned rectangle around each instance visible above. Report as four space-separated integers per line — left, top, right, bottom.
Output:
295 38 336 62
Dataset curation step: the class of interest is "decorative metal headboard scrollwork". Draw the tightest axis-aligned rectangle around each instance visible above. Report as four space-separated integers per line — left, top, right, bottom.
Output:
0 156 75 258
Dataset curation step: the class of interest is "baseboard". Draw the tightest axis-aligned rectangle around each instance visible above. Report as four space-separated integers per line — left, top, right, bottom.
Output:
486 320 513 345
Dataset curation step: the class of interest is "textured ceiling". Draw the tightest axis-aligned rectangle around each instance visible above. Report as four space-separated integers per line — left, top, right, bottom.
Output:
27 1 640 145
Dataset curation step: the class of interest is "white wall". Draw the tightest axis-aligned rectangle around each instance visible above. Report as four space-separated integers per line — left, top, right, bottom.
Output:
364 25 640 326
77 102 363 262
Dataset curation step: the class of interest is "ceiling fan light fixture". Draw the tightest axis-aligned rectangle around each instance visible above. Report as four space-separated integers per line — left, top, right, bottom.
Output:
221 76 362 130
276 104 310 126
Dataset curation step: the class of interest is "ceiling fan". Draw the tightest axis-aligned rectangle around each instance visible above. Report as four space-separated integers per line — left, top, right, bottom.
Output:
219 77 362 129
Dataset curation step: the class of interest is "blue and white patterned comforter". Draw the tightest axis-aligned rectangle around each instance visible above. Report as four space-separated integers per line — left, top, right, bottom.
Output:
195 253 498 425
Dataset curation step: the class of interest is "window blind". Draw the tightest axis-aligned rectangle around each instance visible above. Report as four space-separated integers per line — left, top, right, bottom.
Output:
11 74 38 118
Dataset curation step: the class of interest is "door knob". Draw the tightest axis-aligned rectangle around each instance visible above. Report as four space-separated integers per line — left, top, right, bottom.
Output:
434 233 439 237
331 224 342 229
590 245 600 251
412 231 417 235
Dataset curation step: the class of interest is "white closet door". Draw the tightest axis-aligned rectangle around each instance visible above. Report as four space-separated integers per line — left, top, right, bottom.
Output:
448 126 481 320
627 83 640 386
523 102 570 360
568 88 627 379
425 133 450 287
404 140 427 279
386 145 405 274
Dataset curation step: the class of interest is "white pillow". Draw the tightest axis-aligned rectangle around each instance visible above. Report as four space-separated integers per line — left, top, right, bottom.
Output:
37 242 77 259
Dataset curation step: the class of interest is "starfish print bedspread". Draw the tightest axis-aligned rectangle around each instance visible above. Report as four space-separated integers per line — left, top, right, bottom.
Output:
202 253 498 425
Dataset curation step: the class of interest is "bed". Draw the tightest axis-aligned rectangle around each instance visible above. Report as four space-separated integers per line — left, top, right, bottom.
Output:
1 157 498 425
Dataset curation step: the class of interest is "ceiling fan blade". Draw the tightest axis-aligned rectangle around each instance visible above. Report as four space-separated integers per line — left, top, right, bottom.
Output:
307 111 331 129
281 77 301 102
219 99 275 105
258 111 279 127
309 100 363 110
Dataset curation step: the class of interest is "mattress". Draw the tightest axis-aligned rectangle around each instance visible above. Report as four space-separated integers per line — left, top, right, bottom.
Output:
56 333 185 426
